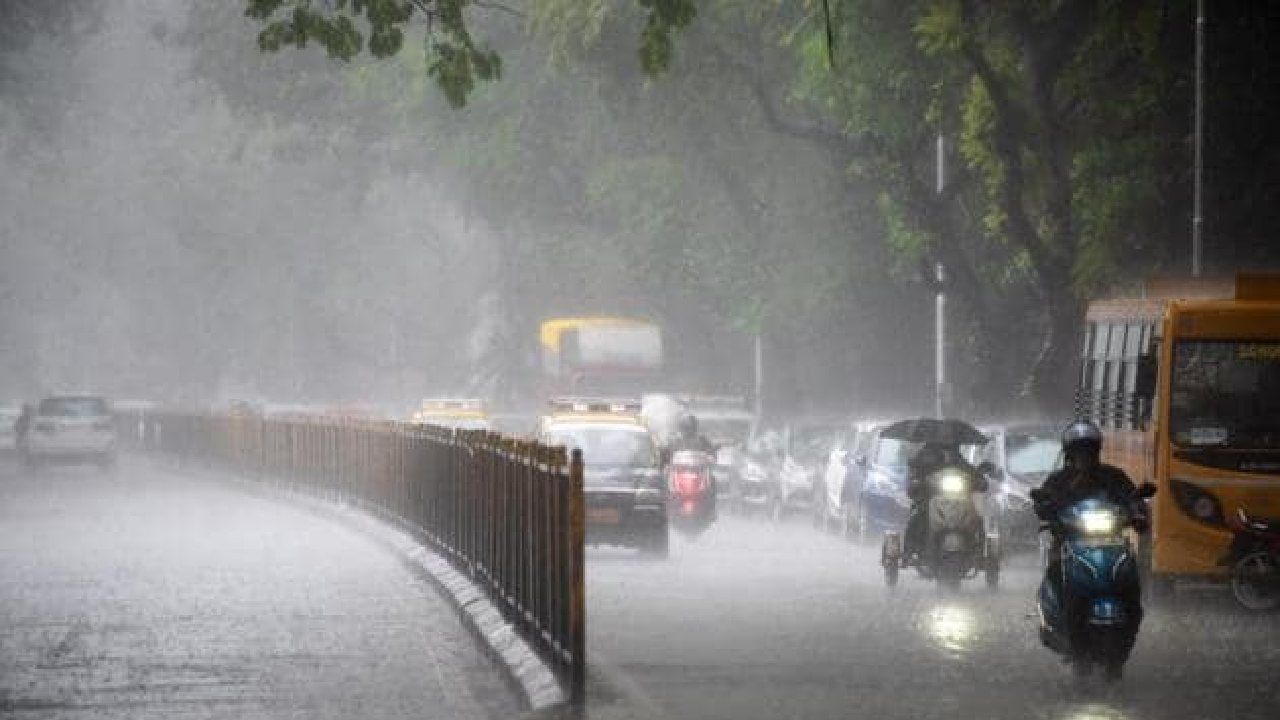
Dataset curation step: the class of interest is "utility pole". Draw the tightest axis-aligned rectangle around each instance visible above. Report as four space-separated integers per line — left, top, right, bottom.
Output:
935 133 947 419
753 334 764 420
1192 0 1205 276
935 263 946 419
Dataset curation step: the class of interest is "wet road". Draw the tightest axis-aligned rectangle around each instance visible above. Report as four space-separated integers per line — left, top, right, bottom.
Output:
0 458 517 720
587 514 1280 720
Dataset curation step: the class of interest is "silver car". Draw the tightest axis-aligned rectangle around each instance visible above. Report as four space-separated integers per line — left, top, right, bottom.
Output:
22 395 117 469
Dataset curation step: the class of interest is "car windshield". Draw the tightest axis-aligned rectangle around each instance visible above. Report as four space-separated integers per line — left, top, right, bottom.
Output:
545 424 656 467
38 397 109 417
699 417 752 446
873 438 921 469
1170 340 1280 449
1004 434 1061 476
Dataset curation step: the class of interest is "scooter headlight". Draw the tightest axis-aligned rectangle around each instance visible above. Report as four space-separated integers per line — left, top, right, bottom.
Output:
1080 509 1117 535
937 472 967 494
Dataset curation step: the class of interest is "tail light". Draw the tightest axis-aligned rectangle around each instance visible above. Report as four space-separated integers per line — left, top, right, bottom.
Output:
671 469 705 496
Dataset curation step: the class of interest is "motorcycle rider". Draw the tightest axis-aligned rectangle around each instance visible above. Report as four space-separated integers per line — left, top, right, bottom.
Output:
902 442 984 562
667 414 718 517
1033 420 1146 670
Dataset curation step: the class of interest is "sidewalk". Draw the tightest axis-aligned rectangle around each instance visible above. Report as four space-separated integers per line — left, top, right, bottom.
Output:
0 457 518 720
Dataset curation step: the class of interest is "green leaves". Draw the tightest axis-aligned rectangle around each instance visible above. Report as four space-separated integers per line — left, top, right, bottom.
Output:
637 0 697 75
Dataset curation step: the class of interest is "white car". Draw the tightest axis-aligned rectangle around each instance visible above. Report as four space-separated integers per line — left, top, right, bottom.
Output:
816 420 883 537
0 403 21 453
23 395 117 469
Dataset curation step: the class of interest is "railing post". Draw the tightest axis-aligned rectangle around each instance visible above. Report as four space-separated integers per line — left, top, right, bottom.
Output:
569 448 585 704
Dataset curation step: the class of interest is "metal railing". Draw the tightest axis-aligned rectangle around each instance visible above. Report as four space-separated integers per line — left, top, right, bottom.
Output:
119 411 586 703
1073 390 1149 431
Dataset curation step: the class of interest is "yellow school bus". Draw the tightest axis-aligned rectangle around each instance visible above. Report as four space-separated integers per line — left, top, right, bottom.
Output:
1077 274 1280 581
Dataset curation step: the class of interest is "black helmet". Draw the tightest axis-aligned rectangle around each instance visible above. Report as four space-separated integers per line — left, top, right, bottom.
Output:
678 414 698 437
1061 420 1102 452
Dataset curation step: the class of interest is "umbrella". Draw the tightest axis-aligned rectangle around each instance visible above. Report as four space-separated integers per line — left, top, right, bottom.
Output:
880 418 989 446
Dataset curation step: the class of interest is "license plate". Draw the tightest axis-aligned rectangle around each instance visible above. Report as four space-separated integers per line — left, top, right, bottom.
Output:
586 507 621 524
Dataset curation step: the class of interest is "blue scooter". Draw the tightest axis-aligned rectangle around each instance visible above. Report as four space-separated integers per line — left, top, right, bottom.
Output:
1032 483 1155 680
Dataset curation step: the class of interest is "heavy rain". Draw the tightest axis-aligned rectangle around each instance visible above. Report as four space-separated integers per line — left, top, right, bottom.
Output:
2 1 1279 719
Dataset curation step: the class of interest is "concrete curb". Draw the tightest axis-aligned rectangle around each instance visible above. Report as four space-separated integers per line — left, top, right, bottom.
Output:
159 459 567 713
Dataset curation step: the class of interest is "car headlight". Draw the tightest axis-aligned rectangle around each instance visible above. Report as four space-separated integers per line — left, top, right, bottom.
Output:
1080 509 1117 535
937 472 967 494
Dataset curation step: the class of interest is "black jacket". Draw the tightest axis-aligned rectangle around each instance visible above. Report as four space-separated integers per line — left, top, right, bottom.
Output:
1035 463 1140 525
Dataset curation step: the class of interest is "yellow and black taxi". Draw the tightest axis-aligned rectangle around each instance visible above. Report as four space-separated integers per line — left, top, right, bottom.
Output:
540 398 669 557
411 398 490 431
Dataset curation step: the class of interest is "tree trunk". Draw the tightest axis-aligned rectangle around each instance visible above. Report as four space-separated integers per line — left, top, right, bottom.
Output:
1024 273 1081 415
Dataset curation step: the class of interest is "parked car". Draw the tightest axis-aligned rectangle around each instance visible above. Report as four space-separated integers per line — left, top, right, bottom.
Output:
732 426 785 516
767 419 844 522
815 420 883 537
0 402 22 454
846 423 920 543
966 423 1061 550
22 395 117 470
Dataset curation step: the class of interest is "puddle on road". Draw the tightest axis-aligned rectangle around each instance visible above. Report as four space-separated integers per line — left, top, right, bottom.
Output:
923 604 976 657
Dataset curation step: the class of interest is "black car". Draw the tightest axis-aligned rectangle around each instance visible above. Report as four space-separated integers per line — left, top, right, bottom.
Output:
542 419 669 557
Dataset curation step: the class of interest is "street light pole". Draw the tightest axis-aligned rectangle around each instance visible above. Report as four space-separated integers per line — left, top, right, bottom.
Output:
935 263 946 420
1192 0 1205 277
935 132 946 419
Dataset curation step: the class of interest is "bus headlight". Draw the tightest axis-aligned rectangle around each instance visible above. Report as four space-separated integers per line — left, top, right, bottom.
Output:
1080 509 1117 535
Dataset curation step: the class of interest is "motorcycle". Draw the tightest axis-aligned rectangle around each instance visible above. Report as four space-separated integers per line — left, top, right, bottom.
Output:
1033 483 1156 680
881 463 999 590
1219 507 1280 612
667 450 716 539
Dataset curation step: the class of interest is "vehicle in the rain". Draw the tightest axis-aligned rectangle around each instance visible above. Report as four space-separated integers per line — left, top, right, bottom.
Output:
845 423 917 542
666 449 717 539
0 402 22 454
21 394 117 470
1219 507 1280 611
1034 483 1156 680
967 423 1061 551
411 398 490 430
731 428 778 516
540 398 668 557
539 316 663 400
815 420 883 538
1075 273 1280 592
878 419 999 590
755 418 842 522
678 395 756 506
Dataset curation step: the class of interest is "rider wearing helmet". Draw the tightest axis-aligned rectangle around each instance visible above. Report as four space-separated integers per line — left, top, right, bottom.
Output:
670 414 716 455
667 413 718 516
902 442 984 561
1034 420 1146 662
